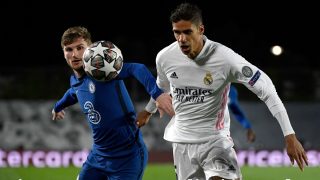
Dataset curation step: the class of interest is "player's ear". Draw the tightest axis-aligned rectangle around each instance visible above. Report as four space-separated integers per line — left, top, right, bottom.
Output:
199 24 204 35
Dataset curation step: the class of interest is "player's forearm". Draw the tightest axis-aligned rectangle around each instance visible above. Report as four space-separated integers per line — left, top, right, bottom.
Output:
236 116 252 129
54 89 77 112
249 71 294 136
54 100 76 112
229 103 252 129
261 85 294 136
274 110 295 136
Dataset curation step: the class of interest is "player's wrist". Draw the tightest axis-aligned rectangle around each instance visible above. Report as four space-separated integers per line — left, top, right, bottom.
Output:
145 98 157 113
143 109 154 115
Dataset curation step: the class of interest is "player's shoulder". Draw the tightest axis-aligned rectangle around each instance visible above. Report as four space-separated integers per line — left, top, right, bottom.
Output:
69 74 88 86
211 40 235 56
70 74 76 84
157 42 179 59
211 40 248 66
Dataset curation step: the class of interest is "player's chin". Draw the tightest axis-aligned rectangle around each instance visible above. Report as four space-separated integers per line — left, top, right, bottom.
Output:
72 64 84 71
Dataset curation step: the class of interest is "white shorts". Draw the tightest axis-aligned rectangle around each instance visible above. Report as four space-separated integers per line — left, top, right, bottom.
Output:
172 138 242 180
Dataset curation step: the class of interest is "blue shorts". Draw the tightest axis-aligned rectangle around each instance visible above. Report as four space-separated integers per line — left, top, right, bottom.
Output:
78 137 148 180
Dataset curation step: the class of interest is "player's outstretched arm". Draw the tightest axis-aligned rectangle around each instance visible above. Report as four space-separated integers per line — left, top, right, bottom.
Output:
285 134 308 171
119 63 174 117
52 109 65 120
52 88 78 121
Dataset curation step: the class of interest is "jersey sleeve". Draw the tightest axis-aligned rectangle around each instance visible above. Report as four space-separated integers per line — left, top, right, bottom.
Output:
225 48 294 136
155 53 171 93
145 52 171 113
145 97 158 113
53 88 78 112
118 63 163 100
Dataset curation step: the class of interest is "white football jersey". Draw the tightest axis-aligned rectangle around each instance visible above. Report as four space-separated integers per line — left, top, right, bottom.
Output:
154 36 293 144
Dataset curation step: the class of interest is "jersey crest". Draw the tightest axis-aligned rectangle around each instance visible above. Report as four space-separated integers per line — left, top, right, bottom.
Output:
203 72 213 85
89 81 96 93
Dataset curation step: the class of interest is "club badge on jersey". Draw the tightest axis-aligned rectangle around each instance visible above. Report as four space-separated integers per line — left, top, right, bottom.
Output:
203 72 213 85
89 81 96 93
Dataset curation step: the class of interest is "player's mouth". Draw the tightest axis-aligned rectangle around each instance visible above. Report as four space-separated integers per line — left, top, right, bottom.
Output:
72 59 82 65
180 45 190 54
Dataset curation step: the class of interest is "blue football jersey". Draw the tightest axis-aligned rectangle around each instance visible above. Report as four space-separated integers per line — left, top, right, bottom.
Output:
54 63 162 157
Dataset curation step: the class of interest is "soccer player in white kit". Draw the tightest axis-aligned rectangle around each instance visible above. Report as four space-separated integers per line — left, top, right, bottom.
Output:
138 3 308 180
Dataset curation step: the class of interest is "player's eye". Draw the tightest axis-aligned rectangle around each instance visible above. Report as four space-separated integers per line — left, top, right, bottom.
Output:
77 46 85 51
173 30 181 35
65 47 73 52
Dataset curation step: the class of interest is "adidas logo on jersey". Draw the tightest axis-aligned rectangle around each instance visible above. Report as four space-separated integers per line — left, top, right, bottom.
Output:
170 72 178 79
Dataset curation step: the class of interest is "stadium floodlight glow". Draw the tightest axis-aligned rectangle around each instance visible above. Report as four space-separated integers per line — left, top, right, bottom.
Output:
270 45 283 56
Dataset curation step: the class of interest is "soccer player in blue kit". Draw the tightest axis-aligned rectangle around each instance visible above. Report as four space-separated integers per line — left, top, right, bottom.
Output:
51 26 174 180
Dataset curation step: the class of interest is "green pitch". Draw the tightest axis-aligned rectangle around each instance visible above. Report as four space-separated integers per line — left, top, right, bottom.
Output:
0 164 318 180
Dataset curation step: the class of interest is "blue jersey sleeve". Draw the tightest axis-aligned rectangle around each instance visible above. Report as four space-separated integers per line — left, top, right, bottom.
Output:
53 88 78 112
228 85 252 129
117 63 163 100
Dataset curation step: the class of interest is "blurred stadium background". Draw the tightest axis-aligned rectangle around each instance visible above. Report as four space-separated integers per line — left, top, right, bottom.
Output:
1 0 319 179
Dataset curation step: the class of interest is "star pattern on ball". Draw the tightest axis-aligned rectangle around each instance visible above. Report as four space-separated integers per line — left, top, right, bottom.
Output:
91 42 109 58
100 60 117 73
84 61 96 72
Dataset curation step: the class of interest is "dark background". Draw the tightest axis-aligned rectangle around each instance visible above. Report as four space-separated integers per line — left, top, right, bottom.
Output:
2 0 319 67
1 0 319 100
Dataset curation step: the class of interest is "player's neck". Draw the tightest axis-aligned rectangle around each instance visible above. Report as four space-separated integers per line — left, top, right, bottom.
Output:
73 69 85 79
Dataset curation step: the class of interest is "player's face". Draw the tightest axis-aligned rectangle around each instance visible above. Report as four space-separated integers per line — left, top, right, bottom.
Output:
172 20 204 59
63 37 88 71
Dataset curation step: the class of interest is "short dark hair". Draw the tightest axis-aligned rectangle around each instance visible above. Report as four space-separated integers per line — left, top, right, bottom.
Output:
170 3 203 26
61 26 92 48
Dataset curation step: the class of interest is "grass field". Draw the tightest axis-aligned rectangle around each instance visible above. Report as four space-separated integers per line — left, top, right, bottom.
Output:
0 164 318 180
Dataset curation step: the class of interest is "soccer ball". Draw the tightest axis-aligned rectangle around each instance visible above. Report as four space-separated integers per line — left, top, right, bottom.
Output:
83 40 123 81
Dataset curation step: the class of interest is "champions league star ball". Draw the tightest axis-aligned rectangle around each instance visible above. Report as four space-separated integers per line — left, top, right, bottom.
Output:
83 40 123 81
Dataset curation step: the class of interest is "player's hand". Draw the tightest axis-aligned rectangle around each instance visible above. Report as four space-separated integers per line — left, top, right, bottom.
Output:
155 93 174 118
247 128 256 143
52 109 65 120
136 110 152 128
285 134 308 171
